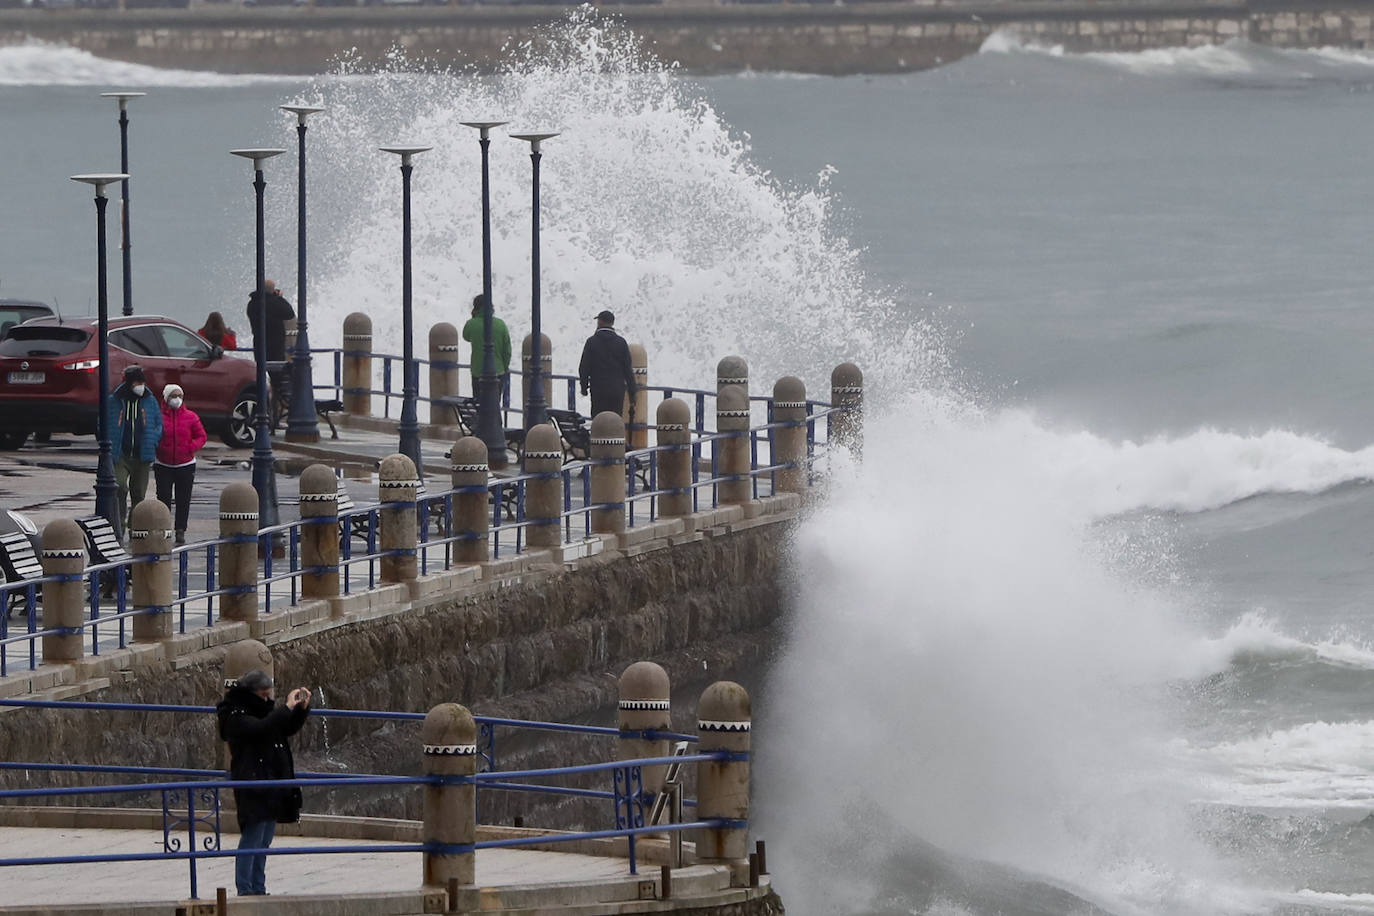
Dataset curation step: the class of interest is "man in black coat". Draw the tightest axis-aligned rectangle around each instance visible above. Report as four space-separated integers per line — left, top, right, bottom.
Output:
217 671 311 896
577 310 636 420
245 280 295 363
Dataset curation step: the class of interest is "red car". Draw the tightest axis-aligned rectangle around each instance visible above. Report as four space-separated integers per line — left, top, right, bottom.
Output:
0 315 261 450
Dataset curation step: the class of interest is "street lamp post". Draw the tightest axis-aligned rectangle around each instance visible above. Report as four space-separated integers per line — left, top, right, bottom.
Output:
230 148 286 531
70 173 130 538
100 92 145 318
381 145 433 478
510 133 558 433
281 104 325 444
460 120 509 470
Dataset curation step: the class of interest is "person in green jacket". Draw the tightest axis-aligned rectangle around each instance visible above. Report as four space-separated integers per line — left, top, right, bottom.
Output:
461 294 512 400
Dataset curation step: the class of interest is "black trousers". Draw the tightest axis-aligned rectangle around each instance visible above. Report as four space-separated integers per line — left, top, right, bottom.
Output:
154 463 196 532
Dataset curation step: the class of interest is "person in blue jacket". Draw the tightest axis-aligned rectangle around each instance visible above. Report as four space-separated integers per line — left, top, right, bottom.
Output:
106 365 163 533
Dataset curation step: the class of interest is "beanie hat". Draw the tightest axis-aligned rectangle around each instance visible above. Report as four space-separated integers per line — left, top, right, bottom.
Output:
163 383 183 401
123 365 145 383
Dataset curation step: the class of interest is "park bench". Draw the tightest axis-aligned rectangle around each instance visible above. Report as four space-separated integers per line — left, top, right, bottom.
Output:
75 515 131 599
547 408 650 490
0 531 43 617
265 361 346 438
433 396 526 456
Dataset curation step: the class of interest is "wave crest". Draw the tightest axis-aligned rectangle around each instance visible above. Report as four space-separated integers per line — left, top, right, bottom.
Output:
0 39 299 86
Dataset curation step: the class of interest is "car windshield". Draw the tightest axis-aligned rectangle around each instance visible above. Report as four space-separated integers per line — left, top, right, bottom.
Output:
0 326 91 357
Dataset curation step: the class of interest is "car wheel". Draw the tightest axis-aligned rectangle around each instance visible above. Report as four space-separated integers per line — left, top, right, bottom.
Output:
0 431 29 451
222 390 257 448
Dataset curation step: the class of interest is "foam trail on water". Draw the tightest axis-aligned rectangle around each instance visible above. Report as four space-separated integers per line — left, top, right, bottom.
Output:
0 40 303 87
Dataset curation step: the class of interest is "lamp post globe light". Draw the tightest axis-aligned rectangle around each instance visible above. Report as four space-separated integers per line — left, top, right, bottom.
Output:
509 133 558 434
230 147 286 531
380 145 433 477
99 92 146 318
70 172 131 538
280 104 325 444
460 120 509 470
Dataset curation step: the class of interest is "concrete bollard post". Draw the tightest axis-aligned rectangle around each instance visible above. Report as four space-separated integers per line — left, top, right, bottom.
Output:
218 483 260 623
521 333 553 415
39 519 86 664
656 398 692 518
449 438 488 565
223 639 274 691
626 344 648 448
130 498 173 643
523 424 564 550
422 703 478 889
342 312 373 417
696 681 751 867
618 662 671 801
716 356 748 402
830 362 864 457
429 323 461 422
590 411 627 535
298 465 339 602
772 376 807 494
379 454 419 585
716 385 751 505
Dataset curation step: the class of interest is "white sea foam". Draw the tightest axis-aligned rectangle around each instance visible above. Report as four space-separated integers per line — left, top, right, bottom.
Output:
1173 611 1374 681
1184 719 1374 810
0 40 302 87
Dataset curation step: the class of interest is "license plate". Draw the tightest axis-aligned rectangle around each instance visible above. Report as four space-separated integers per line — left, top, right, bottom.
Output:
6 372 43 385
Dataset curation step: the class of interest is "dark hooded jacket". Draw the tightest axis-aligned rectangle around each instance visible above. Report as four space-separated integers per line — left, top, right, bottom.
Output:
216 685 309 828
245 289 295 363
578 327 636 418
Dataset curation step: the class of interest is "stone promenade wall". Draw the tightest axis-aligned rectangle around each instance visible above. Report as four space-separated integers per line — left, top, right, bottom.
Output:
1 0 1373 75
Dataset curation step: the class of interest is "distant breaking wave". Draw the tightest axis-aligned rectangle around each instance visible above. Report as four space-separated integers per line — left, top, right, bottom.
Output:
0 41 301 86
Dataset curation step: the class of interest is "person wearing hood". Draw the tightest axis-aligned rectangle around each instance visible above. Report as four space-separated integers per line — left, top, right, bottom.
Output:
217 671 311 897
106 365 163 533
154 384 207 546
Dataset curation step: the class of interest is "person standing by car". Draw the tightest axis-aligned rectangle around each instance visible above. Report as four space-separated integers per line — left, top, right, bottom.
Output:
461 293 512 399
198 311 238 350
107 365 162 534
217 671 311 898
246 280 294 420
578 310 636 420
154 383 207 546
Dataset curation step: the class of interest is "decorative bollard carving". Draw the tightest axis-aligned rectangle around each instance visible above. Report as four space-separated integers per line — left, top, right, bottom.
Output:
717 355 748 402
619 661 671 801
772 376 807 495
218 483 260 623
450 437 488 566
521 333 553 415
656 398 692 518
130 498 172 643
299 464 339 602
422 703 477 889
590 411 627 535
223 639 274 691
696 681 751 867
342 312 373 417
379 454 419 585
717 385 751 506
627 343 648 448
831 362 864 457
523 423 564 550
429 323 461 422
40 519 86 664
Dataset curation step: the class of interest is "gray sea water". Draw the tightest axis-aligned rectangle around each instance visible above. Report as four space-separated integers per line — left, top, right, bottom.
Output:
5 21 1374 915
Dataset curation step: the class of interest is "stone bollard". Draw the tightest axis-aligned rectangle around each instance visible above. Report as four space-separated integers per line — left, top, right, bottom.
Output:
656 398 692 518
696 681 751 866
39 519 86 664
298 465 339 603
716 385 751 505
218 483 260 623
422 703 478 889
342 312 373 417
379 454 419 585
717 355 748 402
590 411 627 535
830 362 864 457
619 662 671 801
223 639 274 691
429 323 461 421
521 333 553 415
130 498 173 643
626 344 649 448
523 424 564 550
449 437 488 565
772 376 807 494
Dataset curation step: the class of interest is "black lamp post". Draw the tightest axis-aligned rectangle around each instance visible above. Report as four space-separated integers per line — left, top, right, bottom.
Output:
70 173 130 538
100 92 145 318
230 148 286 530
381 145 432 478
281 104 325 444
510 132 558 433
460 120 509 470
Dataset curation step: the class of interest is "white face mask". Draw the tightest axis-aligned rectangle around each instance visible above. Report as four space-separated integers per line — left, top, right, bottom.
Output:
131 384 146 397
168 397 183 409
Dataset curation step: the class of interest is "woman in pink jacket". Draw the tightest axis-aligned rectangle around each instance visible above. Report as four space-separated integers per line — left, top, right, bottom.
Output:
155 383 208 545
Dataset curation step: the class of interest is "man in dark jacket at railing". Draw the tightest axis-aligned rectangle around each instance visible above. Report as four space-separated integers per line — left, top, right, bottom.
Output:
578 310 636 420
217 671 311 897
